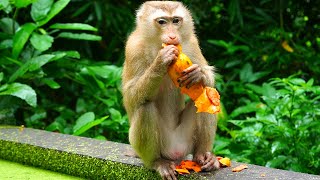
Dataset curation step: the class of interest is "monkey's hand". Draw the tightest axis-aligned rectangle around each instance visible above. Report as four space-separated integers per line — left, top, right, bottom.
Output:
193 152 220 171
154 159 177 180
158 45 179 68
177 64 205 88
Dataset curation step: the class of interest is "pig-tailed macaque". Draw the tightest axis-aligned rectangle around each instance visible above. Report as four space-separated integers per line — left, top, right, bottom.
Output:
122 1 219 179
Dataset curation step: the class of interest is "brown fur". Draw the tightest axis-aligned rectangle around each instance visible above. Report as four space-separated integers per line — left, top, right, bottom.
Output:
122 1 219 179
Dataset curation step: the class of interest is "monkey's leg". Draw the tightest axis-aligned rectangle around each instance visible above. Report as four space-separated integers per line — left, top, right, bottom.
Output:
194 111 220 171
129 103 177 180
180 101 220 171
129 102 160 167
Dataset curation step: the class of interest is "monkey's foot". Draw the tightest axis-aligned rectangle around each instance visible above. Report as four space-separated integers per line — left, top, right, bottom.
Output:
154 159 177 180
193 152 220 171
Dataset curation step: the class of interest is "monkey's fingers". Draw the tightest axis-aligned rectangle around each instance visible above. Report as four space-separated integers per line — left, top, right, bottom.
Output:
181 64 200 75
160 46 179 66
162 45 179 55
178 66 204 88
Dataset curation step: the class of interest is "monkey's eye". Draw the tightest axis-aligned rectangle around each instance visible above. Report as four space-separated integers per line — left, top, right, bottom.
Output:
157 19 167 25
172 18 181 24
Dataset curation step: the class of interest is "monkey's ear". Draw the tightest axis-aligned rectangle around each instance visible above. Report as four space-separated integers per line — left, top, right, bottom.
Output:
136 7 144 20
136 2 149 22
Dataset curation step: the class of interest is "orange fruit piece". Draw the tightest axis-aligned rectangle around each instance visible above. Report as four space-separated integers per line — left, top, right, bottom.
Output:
180 160 202 172
175 168 190 174
175 160 202 174
232 164 248 172
195 87 220 114
163 43 221 114
219 157 231 167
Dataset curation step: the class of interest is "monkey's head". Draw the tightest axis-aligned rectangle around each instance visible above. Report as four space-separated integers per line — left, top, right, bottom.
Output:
136 1 194 45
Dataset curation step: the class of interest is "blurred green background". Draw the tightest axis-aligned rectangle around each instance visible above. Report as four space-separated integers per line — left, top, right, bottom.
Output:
0 0 319 175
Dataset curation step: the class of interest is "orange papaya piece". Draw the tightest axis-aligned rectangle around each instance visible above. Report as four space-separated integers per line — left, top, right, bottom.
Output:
163 43 221 114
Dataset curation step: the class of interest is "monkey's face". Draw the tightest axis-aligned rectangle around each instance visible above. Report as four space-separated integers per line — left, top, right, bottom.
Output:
154 16 182 45
136 1 194 45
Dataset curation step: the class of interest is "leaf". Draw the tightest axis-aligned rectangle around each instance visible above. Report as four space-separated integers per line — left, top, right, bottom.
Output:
228 0 243 27
73 112 95 132
240 63 270 83
0 72 3 82
208 39 230 48
229 102 263 119
0 39 13 49
266 155 287 168
30 32 54 52
245 83 263 95
109 108 122 121
41 78 60 89
71 2 91 18
50 23 97 31
0 17 19 34
289 78 306 85
86 65 122 79
9 54 55 82
0 83 37 107
249 71 270 83
0 0 12 13
13 0 37 8
37 0 70 26
225 60 241 68
271 141 288 154
306 78 314 87
31 0 54 22
94 135 107 140
239 63 253 82
12 23 37 59
28 54 56 71
214 136 231 152
54 51 80 59
73 113 108 136
45 121 64 132
57 32 102 41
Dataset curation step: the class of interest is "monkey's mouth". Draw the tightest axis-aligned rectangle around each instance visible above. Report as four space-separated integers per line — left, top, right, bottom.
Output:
164 39 180 45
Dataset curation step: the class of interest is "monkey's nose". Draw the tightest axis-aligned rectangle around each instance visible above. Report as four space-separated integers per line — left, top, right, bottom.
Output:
169 35 177 40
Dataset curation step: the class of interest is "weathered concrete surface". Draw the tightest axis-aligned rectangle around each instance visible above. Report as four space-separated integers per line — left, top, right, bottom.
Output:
0 127 319 180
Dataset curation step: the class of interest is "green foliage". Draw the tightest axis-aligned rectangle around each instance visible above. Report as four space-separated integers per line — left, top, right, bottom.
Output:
0 0 127 142
215 75 320 174
0 82 36 107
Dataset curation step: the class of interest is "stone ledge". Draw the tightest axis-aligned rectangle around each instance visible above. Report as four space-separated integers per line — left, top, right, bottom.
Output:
0 127 319 180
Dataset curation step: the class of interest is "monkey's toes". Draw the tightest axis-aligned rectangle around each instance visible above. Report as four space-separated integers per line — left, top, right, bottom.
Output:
194 152 220 171
155 160 177 180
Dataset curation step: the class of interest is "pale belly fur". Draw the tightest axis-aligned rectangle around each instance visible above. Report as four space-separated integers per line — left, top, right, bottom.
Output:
157 76 194 160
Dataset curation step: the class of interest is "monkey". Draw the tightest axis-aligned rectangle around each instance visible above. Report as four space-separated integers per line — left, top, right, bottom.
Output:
122 1 219 179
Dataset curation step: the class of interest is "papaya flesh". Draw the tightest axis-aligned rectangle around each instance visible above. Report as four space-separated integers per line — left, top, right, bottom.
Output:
164 43 220 114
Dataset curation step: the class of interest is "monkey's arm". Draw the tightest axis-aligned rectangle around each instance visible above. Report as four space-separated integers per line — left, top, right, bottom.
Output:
190 36 215 86
179 37 215 88
123 45 178 114
123 58 164 111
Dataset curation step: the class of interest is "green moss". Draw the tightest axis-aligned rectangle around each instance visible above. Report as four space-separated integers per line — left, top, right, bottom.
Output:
0 127 201 179
0 140 162 179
